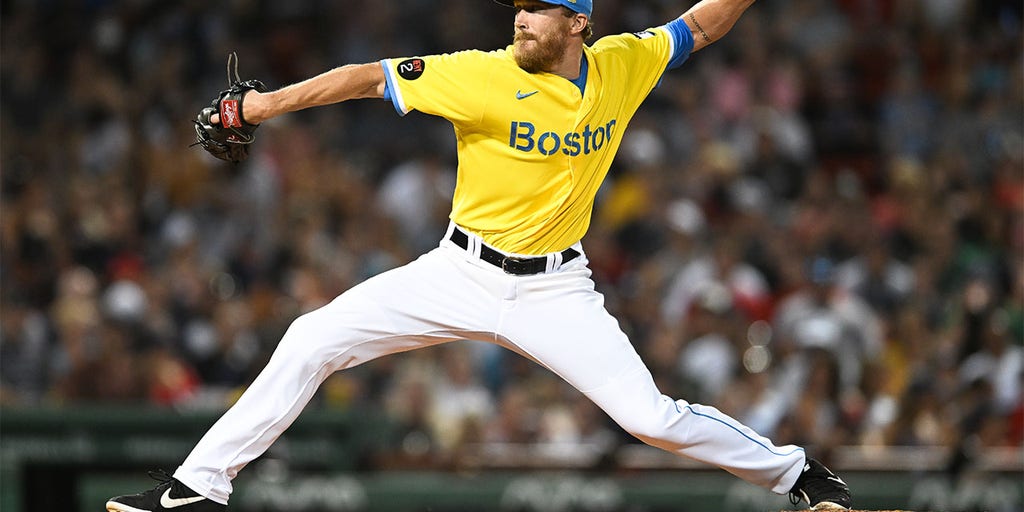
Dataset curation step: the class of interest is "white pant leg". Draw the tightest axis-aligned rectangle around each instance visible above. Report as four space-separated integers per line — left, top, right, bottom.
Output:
498 258 805 495
174 248 499 504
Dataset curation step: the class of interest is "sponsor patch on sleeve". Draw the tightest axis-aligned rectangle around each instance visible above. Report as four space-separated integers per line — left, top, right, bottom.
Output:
397 58 425 80
632 30 656 40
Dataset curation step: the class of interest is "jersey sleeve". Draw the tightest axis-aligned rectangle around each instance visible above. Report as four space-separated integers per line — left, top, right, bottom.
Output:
380 50 490 126
663 16 695 70
590 23 694 108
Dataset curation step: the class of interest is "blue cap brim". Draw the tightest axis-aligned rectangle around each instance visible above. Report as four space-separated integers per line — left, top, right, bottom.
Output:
492 0 591 17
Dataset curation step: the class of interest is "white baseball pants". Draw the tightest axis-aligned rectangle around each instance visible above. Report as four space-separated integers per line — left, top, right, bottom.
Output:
174 224 805 504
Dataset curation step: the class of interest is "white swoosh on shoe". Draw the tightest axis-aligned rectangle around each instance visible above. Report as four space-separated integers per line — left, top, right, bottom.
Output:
160 488 207 508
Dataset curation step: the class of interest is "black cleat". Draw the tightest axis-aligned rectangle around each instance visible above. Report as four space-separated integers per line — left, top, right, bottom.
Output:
106 470 225 512
788 458 853 510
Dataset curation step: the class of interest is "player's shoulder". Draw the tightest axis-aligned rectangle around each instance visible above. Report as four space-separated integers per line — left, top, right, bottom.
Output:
431 48 510 62
590 27 670 53
422 47 514 70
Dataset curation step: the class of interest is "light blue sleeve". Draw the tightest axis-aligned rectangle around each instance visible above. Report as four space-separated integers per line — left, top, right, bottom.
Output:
380 60 407 116
663 16 695 70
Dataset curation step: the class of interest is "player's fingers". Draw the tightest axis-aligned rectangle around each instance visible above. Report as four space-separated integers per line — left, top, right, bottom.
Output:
210 112 220 125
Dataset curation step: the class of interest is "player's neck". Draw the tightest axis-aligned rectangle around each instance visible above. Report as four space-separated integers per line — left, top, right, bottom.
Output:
548 41 584 80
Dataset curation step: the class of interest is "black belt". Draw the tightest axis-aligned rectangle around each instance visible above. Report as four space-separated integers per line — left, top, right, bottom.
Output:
448 227 580 275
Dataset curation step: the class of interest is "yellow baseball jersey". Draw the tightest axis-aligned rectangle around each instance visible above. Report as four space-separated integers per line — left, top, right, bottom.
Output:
382 24 692 254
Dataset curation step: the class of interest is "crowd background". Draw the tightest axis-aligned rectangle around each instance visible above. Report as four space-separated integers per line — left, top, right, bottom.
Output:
2 0 1022 478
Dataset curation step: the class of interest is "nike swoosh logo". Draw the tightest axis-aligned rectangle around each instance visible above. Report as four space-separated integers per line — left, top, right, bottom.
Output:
515 90 539 100
160 488 207 508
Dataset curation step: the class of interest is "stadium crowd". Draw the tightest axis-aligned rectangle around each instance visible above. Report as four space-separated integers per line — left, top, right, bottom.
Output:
2 0 1022 473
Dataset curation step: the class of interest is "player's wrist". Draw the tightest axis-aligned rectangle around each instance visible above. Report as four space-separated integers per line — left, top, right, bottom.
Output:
241 89 267 125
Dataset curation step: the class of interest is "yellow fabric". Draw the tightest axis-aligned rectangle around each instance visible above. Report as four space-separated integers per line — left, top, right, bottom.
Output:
382 28 673 254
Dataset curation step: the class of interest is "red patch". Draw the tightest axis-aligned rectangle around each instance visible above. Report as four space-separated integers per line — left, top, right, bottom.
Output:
220 100 242 128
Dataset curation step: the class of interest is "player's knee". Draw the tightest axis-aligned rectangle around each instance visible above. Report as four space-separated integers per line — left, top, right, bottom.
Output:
277 312 333 357
611 396 687 443
611 406 664 441
278 310 366 369
620 418 665 442
281 312 317 339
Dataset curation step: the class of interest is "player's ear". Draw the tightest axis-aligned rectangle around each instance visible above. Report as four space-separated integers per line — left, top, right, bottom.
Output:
571 14 588 35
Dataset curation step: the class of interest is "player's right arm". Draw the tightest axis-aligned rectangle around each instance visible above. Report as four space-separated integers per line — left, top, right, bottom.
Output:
214 62 386 125
680 0 756 52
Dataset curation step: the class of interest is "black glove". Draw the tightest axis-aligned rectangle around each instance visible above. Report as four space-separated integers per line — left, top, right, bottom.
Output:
192 52 267 163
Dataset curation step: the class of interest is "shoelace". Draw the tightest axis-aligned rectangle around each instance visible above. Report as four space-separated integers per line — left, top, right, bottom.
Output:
146 468 203 500
147 469 176 484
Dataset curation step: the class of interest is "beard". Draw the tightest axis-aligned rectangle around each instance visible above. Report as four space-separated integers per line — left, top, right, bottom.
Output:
513 27 569 73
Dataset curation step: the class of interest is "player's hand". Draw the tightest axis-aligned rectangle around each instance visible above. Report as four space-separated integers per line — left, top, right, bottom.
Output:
209 89 265 125
192 52 267 163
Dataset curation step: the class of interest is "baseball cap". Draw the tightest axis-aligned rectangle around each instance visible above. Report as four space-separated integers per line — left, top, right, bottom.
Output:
493 0 593 17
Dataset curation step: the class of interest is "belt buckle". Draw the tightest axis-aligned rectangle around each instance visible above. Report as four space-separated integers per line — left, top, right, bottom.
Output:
501 256 527 274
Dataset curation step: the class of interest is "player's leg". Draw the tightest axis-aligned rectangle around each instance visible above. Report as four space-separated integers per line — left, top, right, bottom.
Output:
109 248 496 510
498 258 806 494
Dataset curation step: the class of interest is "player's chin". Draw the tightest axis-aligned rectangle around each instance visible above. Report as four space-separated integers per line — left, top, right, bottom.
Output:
514 55 543 73
513 44 541 70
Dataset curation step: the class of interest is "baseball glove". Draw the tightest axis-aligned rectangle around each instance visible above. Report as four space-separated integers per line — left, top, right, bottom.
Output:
192 52 267 163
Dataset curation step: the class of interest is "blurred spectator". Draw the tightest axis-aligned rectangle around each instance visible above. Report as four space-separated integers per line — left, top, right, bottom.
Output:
485 384 539 444
885 378 954 447
958 309 1023 414
428 344 495 452
835 233 915 313
661 234 772 329
674 282 743 404
376 154 456 254
879 63 939 159
381 369 439 467
0 300 54 404
774 348 845 448
773 256 883 392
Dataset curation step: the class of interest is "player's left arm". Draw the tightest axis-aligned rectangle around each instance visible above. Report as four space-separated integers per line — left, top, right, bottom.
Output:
679 0 756 52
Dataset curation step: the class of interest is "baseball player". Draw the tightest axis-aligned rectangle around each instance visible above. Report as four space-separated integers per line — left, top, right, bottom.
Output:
108 0 853 510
